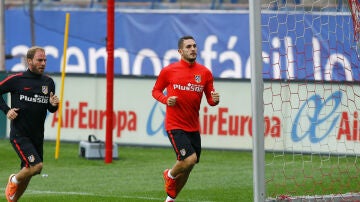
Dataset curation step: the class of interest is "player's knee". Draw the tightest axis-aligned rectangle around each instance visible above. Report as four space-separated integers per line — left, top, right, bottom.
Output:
32 162 43 175
185 153 197 167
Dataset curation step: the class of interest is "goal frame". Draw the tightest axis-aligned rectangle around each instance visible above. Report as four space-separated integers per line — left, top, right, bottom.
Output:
249 0 266 201
251 1 360 201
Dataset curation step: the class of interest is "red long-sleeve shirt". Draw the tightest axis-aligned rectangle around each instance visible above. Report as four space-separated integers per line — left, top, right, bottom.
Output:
152 59 218 132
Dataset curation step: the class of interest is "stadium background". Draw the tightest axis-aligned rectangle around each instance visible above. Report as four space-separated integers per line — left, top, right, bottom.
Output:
0 0 353 152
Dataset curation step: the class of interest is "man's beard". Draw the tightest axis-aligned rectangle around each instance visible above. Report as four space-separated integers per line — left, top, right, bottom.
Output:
188 58 196 63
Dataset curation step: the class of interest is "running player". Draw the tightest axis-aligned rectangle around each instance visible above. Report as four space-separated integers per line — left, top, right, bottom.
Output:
152 35 220 202
0 46 59 202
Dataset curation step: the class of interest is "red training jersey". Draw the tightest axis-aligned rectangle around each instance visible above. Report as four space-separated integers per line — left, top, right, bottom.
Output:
152 59 218 132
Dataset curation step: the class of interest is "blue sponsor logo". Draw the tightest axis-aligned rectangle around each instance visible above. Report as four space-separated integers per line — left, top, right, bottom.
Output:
291 91 342 143
146 101 166 136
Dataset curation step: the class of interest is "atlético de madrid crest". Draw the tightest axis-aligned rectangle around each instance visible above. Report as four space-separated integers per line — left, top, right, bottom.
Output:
42 86 48 95
194 75 201 83
27 155 35 163
180 149 186 156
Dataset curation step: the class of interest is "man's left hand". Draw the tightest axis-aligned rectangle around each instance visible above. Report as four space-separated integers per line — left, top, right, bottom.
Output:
211 91 220 104
49 92 59 107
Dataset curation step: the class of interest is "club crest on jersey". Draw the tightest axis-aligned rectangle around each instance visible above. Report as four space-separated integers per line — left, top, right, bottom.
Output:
27 155 35 163
42 86 48 95
194 75 201 83
180 149 186 156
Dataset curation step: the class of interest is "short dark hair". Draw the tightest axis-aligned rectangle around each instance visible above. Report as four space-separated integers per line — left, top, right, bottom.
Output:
178 36 195 49
27 46 45 59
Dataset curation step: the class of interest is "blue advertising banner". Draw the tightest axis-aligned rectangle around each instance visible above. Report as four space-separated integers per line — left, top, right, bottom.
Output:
4 9 359 81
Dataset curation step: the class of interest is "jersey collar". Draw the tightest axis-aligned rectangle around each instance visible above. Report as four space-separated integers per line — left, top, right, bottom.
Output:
180 59 197 68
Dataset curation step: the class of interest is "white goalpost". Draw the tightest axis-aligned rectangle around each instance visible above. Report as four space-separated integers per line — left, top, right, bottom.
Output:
249 0 266 201
250 0 360 201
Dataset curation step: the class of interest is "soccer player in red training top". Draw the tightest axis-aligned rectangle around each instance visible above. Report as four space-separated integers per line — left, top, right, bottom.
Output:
152 35 220 202
0 46 59 202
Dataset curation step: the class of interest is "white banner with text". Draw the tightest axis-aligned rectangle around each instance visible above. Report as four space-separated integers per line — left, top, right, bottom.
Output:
6 75 359 153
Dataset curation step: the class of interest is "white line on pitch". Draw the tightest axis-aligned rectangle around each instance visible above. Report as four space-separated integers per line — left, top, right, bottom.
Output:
0 188 215 202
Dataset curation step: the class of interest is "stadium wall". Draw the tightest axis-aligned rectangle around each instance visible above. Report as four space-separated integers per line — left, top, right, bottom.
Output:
3 9 359 151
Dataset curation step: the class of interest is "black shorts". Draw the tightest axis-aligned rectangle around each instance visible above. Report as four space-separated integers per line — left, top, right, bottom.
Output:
167 129 201 163
10 135 43 168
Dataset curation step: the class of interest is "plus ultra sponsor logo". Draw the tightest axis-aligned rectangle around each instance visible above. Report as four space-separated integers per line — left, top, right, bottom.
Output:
20 94 48 104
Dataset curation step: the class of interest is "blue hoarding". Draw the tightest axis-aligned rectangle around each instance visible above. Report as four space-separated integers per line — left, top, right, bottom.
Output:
4 9 359 81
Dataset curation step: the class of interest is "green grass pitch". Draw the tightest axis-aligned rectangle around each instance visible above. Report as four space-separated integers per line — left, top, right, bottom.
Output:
2 139 358 201
0 139 249 201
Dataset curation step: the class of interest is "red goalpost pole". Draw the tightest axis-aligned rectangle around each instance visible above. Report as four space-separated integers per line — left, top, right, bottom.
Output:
105 0 115 163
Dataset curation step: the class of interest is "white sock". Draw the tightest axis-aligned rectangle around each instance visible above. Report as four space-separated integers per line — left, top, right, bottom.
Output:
167 169 175 179
166 196 175 201
11 175 19 184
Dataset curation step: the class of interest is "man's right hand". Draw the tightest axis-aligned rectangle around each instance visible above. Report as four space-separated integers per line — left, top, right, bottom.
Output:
7 108 19 120
167 96 178 106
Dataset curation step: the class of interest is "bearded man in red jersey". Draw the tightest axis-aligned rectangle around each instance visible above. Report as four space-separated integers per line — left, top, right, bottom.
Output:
152 36 220 202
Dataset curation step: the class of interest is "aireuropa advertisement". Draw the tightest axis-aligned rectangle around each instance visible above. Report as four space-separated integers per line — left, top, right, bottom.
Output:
4 75 357 154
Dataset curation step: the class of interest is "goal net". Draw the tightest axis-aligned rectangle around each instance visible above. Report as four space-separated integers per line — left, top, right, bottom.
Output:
261 0 360 201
